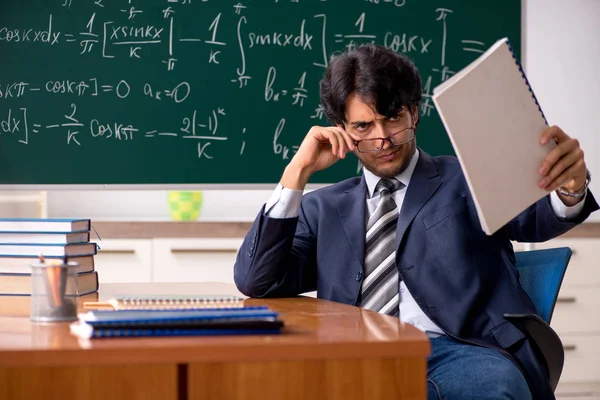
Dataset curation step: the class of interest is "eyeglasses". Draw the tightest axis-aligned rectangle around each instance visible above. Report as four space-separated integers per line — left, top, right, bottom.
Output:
353 127 415 153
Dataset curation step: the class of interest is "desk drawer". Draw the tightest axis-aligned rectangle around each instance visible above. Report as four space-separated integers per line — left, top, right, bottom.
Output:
534 238 600 285
556 382 600 399
560 335 600 383
551 286 600 334
94 239 152 283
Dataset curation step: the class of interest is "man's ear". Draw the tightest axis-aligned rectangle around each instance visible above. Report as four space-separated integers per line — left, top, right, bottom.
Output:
411 106 419 126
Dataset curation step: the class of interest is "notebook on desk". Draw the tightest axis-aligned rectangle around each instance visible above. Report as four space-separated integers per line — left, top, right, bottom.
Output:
84 294 246 310
432 37 554 235
70 307 284 339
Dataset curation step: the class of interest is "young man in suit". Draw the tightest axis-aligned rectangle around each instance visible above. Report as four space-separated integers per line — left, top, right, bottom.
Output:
234 44 598 399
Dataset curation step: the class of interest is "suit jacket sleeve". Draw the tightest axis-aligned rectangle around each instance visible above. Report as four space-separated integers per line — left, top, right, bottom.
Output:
504 189 599 242
234 202 317 298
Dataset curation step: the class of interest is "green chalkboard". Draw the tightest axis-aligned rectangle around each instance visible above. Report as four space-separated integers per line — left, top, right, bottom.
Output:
0 0 520 186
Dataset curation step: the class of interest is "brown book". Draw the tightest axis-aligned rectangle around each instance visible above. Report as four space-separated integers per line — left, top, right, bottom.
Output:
0 291 99 317
0 255 94 274
0 270 99 296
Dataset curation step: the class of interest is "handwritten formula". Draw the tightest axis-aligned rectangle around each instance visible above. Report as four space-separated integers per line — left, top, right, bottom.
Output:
0 0 519 184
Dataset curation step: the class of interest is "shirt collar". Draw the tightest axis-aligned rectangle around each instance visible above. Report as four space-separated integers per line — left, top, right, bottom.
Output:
363 148 420 198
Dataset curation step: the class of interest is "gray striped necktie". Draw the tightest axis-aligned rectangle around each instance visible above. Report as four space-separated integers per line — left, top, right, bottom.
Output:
360 178 404 316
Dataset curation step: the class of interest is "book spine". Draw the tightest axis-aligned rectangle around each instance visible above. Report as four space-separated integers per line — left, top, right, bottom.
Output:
505 38 548 125
92 328 282 338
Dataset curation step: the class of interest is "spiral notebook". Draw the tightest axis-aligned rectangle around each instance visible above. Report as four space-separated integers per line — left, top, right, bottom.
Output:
432 37 555 235
83 294 246 311
70 307 284 339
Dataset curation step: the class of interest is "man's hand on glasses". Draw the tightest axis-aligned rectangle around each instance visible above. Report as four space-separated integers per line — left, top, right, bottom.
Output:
280 126 360 190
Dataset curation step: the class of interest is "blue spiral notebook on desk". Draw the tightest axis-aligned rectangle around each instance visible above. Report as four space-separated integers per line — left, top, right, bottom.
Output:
70 307 284 339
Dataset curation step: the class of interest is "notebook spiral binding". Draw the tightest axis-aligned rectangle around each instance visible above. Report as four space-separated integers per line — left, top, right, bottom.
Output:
117 295 244 309
505 38 548 125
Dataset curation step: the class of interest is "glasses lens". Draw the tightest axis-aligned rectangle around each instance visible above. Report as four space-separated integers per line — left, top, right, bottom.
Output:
357 140 381 152
390 128 414 146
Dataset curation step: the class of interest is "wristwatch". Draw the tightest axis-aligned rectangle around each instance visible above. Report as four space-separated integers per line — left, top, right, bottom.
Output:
557 169 591 198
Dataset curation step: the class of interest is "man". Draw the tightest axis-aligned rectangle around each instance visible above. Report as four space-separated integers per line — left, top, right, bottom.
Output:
234 44 598 399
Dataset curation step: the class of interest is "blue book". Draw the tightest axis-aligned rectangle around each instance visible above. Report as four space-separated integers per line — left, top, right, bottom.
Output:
70 307 284 339
80 307 277 323
0 231 90 244
71 326 284 339
0 242 97 257
0 218 90 233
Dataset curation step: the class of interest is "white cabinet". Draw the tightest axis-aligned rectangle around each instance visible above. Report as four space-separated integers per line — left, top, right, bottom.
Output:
559 335 600 383
534 238 600 286
551 287 600 335
94 239 153 283
531 237 600 398
93 238 243 284
152 238 243 283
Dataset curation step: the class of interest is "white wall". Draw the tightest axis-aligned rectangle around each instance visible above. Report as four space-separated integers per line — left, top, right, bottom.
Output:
46 189 270 221
32 0 599 221
524 0 600 220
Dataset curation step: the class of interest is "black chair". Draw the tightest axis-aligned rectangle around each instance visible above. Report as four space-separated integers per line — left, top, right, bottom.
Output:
504 246 572 391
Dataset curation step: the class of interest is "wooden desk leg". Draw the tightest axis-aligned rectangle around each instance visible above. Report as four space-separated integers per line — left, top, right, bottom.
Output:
189 358 427 400
0 364 178 400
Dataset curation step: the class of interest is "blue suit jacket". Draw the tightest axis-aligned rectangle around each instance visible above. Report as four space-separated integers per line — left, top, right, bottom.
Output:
234 149 599 399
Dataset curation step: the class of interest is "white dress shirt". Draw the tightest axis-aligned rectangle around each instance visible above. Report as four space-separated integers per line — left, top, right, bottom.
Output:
264 149 586 334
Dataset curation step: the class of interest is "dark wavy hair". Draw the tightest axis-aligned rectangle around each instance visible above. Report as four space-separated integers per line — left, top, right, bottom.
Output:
319 44 422 125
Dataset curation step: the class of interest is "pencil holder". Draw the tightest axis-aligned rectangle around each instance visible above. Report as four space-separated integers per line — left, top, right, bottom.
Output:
30 261 79 322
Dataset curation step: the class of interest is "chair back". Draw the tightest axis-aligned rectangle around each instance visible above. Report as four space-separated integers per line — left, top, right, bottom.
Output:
514 247 572 324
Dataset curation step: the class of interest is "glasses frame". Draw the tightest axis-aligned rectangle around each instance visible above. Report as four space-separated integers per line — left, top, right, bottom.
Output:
353 126 416 153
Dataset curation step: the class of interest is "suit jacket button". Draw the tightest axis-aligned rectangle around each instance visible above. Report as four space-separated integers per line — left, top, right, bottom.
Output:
356 271 363 281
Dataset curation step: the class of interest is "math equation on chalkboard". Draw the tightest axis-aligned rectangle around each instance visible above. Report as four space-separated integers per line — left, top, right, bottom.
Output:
0 0 519 185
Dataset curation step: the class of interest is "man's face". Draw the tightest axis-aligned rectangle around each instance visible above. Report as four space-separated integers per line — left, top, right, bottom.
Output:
342 94 417 178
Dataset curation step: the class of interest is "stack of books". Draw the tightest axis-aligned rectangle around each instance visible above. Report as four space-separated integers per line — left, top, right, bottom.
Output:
0 218 99 315
71 295 284 339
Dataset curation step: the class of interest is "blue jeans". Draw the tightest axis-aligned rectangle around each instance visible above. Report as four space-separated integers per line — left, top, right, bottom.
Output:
427 335 532 400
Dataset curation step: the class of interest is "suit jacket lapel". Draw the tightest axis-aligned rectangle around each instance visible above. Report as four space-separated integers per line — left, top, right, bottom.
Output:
337 177 368 269
396 150 442 249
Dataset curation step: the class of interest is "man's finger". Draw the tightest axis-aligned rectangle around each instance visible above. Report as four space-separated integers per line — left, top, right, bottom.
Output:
325 129 344 158
333 131 349 158
546 159 585 192
322 129 341 158
539 139 578 175
332 127 356 152
333 126 362 142
540 125 567 145
326 127 355 157
538 148 581 189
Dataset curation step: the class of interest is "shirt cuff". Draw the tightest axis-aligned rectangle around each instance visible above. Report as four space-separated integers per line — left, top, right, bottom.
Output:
264 183 303 219
550 189 587 219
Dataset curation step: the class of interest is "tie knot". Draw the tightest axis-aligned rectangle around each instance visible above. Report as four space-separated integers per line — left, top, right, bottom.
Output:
376 178 403 196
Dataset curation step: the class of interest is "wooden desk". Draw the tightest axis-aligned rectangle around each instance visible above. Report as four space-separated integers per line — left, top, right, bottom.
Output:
0 283 430 400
